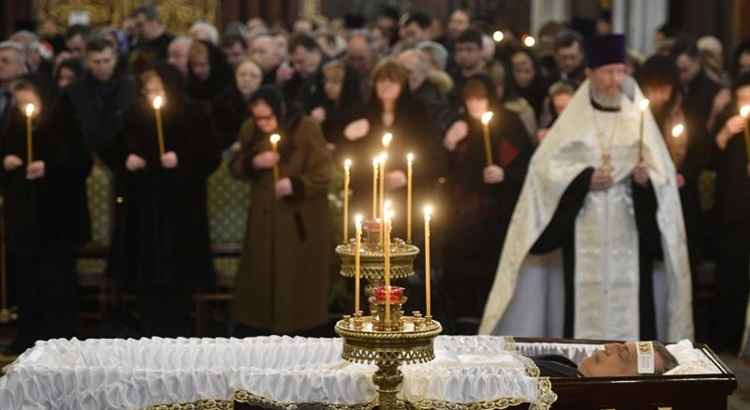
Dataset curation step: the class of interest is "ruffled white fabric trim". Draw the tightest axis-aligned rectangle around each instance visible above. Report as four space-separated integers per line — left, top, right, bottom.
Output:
0 336 544 410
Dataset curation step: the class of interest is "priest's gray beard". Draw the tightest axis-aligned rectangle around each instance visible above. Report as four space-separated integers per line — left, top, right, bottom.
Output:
590 88 622 110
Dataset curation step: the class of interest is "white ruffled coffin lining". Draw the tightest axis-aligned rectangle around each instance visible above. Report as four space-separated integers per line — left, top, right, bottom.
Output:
0 336 542 409
0 336 720 409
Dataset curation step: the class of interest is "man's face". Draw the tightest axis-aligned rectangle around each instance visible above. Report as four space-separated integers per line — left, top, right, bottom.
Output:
447 10 470 40
87 48 117 82
377 17 396 41
555 43 584 75
66 34 87 59
578 342 666 377
552 92 573 114
251 101 278 134
0 48 26 84
455 42 482 71
294 19 313 34
676 53 701 85
402 22 429 45
588 63 626 98
236 61 262 97
223 41 246 68
347 36 373 76
397 51 426 91
291 46 321 79
167 40 191 76
250 37 281 73
512 52 536 88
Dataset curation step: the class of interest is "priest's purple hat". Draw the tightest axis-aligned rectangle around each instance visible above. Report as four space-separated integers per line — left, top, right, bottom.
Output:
586 34 626 68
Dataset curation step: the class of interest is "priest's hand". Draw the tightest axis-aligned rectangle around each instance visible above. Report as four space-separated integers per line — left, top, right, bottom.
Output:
126 154 146 172
26 161 45 180
311 107 326 123
385 170 407 190
275 177 293 198
252 151 279 170
676 173 686 188
632 162 650 186
161 151 178 169
3 155 23 171
589 169 614 191
443 120 468 151
483 165 505 184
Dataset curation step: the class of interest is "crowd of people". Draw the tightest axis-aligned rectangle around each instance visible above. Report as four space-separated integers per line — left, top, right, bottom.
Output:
1 4 750 357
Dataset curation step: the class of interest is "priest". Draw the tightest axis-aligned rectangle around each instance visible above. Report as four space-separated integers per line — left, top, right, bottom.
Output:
479 34 694 341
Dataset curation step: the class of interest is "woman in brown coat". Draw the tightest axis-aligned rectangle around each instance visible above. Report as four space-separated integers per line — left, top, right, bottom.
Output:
230 86 332 336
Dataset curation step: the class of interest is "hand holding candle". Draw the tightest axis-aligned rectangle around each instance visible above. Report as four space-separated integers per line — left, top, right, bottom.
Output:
354 214 363 314
152 96 166 157
423 205 433 318
343 159 352 243
24 103 35 163
740 105 750 161
270 133 281 185
481 112 494 166
406 153 414 243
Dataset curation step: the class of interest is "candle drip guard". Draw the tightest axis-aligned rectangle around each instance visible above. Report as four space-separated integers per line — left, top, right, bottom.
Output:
334 220 442 409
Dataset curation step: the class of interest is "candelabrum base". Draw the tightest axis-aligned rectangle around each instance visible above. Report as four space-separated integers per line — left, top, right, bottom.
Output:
335 315 442 410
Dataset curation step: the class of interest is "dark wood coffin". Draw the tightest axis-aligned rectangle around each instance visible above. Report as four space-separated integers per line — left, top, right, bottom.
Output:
234 337 738 410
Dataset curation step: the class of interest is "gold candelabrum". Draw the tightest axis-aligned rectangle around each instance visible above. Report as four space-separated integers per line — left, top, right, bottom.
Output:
334 220 442 409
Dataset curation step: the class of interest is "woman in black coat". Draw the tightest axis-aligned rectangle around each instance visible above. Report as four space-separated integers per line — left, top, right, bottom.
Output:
212 59 263 151
186 40 235 101
1 79 92 353
440 75 533 334
710 71 750 353
311 60 366 157
117 63 221 337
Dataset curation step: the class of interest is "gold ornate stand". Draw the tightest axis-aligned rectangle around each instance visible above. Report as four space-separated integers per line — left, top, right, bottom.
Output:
334 222 441 409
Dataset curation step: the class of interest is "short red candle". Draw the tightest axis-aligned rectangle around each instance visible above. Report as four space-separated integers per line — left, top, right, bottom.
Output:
374 286 404 303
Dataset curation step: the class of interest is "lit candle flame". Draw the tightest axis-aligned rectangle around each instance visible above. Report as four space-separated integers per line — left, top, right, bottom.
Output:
270 133 281 145
379 152 388 163
406 152 414 163
493 30 504 43
152 95 164 110
523 35 536 48
481 111 494 125
423 204 433 219
639 99 650 112
384 199 392 211
741 105 750 118
355 214 363 228
672 123 685 138
382 132 393 148
344 158 352 170
24 103 35 117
